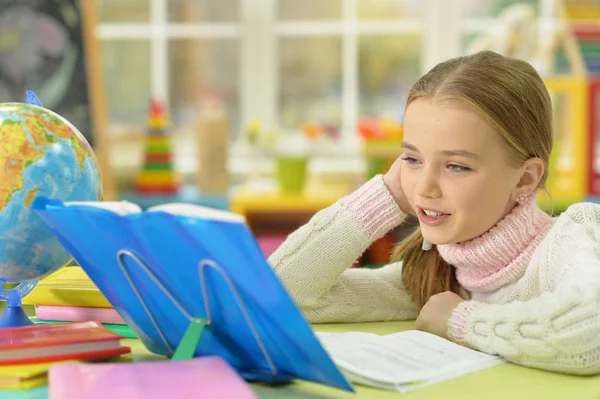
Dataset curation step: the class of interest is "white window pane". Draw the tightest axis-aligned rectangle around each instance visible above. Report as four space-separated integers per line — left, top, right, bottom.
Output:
168 0 239 22
358 0 423 20
168 39 240 135
97 0 150 22
101 40 151 125
461 0 538 18
461 32 478 53
278 0 342 20
279 37 341 129
359 35 421 120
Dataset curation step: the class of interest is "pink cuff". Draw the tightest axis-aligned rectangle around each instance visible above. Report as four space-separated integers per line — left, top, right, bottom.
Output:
447 300 485 345
342 175 406 240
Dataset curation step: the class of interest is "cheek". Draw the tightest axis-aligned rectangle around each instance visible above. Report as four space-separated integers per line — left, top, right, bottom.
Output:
451 176 512 223
446 180 482 208
400 169 417 200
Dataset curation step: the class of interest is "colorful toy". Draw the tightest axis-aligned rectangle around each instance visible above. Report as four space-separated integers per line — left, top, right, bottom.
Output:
357 117 402 142
241 119 280 152
134 99 182 196
245 119 262 145
196 100 230 195
302 122 340 141
357 116 403 179
302 122 321 139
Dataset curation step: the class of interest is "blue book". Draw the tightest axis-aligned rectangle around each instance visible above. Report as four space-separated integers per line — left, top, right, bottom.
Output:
32 198 353 392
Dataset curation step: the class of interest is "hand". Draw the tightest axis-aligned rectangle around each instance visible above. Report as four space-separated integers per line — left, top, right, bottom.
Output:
383 157 414 215
415 291 464 341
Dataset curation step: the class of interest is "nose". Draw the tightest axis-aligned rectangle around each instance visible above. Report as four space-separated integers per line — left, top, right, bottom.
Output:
415 166 442 199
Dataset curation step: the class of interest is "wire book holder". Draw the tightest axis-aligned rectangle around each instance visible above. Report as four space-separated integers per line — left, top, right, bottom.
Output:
31 195 354 391
116 249 277 376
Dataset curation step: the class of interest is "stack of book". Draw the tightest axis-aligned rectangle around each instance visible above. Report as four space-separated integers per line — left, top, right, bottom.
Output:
22 267 137 339
0 321 130 391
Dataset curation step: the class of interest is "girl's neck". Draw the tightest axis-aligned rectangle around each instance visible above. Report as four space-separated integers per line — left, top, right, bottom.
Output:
436 199 554 293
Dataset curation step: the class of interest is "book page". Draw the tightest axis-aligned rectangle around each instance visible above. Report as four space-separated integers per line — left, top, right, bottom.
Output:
64 201 244 223
147 203 245 223
316 330 503 385
64 201 142 215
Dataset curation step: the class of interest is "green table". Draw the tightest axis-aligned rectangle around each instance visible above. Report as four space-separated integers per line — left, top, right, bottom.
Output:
125 321 600 398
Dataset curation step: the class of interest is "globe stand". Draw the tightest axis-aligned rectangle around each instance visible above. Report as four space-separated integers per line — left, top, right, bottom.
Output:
0 281 37 328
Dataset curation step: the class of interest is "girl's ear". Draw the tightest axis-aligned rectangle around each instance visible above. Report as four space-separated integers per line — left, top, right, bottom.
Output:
512 158 544 200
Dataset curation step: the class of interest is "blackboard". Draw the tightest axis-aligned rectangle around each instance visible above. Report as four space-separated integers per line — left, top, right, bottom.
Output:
0 0 115 199
0 0 94 145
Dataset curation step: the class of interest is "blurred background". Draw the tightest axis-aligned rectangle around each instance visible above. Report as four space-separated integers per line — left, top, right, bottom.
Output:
2 0 599 266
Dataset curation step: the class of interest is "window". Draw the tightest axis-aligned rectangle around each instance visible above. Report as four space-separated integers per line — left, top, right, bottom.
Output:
97 0 240 131
276 0 423 136
98 0 425 142
97 0 557 177
97 0 242 176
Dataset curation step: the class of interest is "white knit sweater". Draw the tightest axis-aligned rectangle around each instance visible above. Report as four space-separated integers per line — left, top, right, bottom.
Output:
268 175 600 375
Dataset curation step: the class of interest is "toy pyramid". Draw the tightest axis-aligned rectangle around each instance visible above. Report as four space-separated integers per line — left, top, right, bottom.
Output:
135 99 182 195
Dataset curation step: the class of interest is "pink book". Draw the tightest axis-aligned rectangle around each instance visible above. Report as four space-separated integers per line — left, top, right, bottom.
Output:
257 235 285 258
35 305 126 325
49 356 258 399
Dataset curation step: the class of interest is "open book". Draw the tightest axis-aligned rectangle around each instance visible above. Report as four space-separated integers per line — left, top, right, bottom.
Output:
32 197 355 391
64 200 244 221
316 330 506 392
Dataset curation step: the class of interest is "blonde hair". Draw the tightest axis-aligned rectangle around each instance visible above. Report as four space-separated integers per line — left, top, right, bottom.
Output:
392 51 553 309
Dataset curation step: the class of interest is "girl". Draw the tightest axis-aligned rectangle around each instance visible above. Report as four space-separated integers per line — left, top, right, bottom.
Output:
269 51 600 376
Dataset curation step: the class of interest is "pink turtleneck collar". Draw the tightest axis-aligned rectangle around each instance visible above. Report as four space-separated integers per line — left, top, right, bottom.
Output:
436 198 555 293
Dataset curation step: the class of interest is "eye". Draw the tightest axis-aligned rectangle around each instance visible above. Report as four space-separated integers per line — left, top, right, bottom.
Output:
447 164 471 173
400 156 421 165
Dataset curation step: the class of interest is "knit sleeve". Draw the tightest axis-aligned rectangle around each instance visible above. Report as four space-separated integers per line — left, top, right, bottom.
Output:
268 175 418 323
447 204 600 375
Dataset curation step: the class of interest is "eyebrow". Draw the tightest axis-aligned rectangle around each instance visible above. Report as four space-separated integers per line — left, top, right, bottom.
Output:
401 142 480 160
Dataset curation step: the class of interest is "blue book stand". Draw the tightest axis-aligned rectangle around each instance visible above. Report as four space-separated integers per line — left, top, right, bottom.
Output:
32 197 353 392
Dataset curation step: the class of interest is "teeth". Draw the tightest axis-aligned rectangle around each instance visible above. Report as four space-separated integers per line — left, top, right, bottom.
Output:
424 210 442 217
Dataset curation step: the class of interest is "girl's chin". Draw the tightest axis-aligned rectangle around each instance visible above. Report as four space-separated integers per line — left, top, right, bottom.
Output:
421 224 476 246
423 235 475 246
421 234 458 246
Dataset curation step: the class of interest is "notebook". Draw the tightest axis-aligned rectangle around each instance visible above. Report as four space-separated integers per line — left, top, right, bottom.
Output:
35 305 125 324
30 318 137 339
48 356 258 399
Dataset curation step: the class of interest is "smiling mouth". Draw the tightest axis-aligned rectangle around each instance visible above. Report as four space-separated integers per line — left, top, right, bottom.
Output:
418 207 451 226
423 209 446 217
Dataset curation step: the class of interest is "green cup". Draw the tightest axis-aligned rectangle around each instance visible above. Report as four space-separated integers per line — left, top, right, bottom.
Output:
276 156 308 194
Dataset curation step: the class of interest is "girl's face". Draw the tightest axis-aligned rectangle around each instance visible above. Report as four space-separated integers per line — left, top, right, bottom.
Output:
400 98 525 245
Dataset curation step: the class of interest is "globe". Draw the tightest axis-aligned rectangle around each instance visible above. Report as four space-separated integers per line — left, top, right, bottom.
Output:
0 100 102 326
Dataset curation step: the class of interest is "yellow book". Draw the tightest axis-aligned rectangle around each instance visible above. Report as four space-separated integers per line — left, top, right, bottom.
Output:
0 363 52 390
22 267 111 308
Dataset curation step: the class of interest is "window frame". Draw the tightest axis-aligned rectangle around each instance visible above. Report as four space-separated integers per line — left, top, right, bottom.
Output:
97 0 555 175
